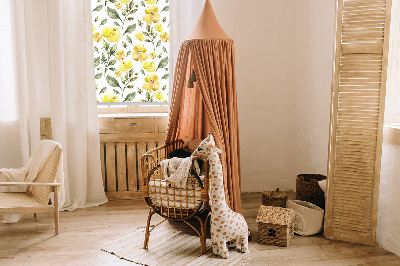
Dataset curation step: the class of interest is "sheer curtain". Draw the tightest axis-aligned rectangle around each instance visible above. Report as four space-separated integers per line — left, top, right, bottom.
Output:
0 1 24 169
0 0 107 211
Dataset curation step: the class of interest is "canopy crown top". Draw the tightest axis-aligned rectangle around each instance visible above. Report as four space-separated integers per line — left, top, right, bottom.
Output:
188 0 231 40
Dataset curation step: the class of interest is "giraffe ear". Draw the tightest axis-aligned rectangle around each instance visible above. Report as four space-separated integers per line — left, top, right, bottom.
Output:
210 144 222 154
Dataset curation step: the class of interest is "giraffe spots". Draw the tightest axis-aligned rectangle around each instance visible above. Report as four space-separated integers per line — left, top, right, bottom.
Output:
199 135 248 258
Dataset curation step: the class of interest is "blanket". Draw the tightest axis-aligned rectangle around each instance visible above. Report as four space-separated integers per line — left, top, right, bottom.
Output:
159 157 200 188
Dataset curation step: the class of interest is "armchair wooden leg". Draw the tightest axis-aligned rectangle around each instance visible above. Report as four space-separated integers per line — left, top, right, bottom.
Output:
54 186 59 235
34 213 37 218
144 209 155 249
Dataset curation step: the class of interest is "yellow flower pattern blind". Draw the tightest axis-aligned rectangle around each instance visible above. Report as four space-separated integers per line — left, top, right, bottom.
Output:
91 0 169 102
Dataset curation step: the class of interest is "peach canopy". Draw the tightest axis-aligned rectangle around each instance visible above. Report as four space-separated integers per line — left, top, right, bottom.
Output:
166 0 242 212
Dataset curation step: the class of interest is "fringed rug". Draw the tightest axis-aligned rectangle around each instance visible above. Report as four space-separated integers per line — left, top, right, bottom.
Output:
102 227 250 265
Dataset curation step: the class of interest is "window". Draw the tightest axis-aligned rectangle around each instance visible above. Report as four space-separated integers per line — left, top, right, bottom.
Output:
385 2 400 124
92 0 169 103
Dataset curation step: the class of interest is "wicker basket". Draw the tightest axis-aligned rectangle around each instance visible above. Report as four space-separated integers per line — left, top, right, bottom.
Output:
256 205 296 247
262 188 287 208
296 174 326 209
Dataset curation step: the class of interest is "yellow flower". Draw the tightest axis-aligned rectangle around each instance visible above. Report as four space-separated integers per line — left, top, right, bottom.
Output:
143 61 156 72
137 99 143 102
160 32 169 42
154 91 163 100
102 26 121 42
145 5 159 14
102 94 121 102
135 32 145 41
143 74 161 92
115 70 122 77
160 32 169 43
154 23 163 32
115 50 125 61
119 0 130 3
119 60 132 72
132 44 149 63
145 0 156 4
93 32 103 42
115 3 122 9
92 24 95 32
149 52 157 59
143 5 161 24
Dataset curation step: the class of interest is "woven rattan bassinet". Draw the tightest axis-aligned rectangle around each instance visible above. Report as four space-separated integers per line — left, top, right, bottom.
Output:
141 140 210 254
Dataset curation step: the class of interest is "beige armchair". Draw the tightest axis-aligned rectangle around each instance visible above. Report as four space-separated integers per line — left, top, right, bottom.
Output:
0 145 62 234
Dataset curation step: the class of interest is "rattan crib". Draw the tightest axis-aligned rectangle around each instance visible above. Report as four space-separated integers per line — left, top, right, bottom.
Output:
141 140 210 254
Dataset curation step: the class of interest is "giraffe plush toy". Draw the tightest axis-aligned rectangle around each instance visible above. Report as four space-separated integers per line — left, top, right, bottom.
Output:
192 133 248 258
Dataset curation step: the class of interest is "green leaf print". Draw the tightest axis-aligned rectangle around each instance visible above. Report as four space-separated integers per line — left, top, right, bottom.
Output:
94 57 100 67
106 75 121 88
157 56 168 69
124 24 136 35
93 5 103 12
100 87 107 93
107 7 122 21
124 92 136 101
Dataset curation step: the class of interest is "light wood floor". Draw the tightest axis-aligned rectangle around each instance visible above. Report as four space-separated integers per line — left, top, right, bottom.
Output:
1 193 399 266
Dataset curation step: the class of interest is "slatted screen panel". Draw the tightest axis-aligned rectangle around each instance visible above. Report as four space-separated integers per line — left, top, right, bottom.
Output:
325 0 392 245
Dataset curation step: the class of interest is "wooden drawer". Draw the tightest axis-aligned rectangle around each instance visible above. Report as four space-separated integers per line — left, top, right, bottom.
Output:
99 117 114 134
114 118 155 133
157 117 168 133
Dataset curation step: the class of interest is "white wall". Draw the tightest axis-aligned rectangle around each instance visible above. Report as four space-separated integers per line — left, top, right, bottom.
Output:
211 0 335 192
377 142 400 256
294 1 335 178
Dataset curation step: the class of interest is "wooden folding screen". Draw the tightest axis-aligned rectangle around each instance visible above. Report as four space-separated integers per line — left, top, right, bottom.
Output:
325 0 392 245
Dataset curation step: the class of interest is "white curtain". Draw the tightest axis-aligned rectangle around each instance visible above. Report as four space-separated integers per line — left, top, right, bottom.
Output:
169 0 205 101
0 0 107 211
0 1 24 169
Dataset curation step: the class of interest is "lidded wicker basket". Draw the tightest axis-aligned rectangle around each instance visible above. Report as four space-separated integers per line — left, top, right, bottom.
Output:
262 188 287 208
296 174 326 209
256 205 296 247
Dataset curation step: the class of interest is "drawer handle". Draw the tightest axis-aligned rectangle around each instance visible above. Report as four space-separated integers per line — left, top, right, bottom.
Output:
129 123 138 127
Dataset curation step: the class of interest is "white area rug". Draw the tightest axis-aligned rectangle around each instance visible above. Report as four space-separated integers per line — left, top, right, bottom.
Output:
102 227 250 265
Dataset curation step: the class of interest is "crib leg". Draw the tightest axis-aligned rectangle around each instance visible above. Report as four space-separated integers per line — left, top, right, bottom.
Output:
144 209 155 249
194 214 208 255
199 217 206 255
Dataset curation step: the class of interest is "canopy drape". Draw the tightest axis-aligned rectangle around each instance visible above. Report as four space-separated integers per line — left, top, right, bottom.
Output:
166 38 241 212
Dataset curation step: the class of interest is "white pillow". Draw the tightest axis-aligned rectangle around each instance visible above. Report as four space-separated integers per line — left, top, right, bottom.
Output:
318 179 327 194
